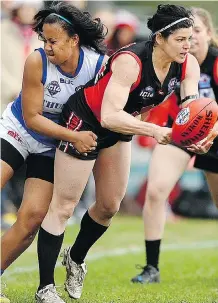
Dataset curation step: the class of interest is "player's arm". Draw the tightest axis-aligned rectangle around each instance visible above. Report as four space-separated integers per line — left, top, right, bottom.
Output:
180 54 200 107
100 54 171 143
22 52 97 148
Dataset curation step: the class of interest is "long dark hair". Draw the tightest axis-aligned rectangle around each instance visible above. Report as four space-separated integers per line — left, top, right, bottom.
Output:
33 1 107 54
148 4 194 43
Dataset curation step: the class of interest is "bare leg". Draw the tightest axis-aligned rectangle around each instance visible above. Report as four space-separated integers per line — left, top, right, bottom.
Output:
1 178 53 270
143 144 191 240
89 141 132 226
42 149 95 235
1 160 14 189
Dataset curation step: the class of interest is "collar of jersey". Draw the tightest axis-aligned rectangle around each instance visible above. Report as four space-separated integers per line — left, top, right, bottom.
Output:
56 47 84 78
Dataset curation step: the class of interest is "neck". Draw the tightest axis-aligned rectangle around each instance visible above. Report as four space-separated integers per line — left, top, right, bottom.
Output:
152 46 172 70
59 47 80 74
191 44 209 65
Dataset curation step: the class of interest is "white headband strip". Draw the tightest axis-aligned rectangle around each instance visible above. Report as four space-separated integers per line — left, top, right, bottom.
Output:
152 17 190 36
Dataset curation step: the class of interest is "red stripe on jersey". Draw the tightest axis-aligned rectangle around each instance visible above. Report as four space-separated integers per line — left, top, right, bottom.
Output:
213 57 218 85
181 54 188 82
110 51 142 92
85 72 112 121
85 51 142 122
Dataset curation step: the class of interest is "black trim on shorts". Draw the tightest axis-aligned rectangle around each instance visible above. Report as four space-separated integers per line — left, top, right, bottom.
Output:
26 154 54 183
1 138 24 171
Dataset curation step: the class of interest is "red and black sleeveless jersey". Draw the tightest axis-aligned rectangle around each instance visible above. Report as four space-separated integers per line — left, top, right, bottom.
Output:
83 41 187 122
199 46 218 101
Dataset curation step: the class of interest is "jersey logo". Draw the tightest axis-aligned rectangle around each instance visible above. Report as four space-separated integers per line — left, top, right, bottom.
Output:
67 112 83 131
7 130 23 144
46 81 61 97
139 86 154 99
60 78 74 85
199 73 215 98
168 77 178 93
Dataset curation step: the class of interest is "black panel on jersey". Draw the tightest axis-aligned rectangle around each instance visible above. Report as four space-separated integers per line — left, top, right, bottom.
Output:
199 46 218 101
59 90 132 160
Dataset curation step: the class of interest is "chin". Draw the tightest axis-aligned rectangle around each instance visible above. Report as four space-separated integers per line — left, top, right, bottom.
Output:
174 57 186 64
47 56 58 64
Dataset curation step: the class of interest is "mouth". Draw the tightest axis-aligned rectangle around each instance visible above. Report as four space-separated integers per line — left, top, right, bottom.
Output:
46 53 54 57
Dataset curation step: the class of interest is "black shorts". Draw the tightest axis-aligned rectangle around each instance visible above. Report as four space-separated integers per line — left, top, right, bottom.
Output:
167 116 218 173
1 138 54 183
58 90 132 160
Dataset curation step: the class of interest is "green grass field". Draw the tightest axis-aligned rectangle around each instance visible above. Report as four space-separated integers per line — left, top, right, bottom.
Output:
2 216 218 303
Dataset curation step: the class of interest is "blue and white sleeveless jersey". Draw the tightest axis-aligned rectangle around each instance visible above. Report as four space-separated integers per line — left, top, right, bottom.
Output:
11 46 104 147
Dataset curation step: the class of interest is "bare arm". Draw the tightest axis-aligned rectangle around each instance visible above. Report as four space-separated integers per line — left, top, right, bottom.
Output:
22 52 84 143
180 54 200 107
100 54 159 137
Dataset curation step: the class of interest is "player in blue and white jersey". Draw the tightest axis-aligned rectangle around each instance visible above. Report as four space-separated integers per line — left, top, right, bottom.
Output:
0 3 107 302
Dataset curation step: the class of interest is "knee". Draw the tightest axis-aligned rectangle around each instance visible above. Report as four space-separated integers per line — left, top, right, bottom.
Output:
50 198 76 222
16 208 46 239
146 181 169 205
97 200 121 220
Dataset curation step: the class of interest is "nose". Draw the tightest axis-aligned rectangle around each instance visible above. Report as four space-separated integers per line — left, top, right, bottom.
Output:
44 41 53 52
183 40 191 50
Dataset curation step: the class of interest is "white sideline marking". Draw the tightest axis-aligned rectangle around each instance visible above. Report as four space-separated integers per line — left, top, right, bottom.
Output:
3 240 218 278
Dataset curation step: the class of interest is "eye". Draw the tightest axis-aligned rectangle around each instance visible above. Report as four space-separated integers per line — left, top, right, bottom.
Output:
50 41 57 45
38 33 46 43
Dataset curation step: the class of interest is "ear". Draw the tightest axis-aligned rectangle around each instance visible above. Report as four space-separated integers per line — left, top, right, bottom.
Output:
71 34 79 47
155 33 164 45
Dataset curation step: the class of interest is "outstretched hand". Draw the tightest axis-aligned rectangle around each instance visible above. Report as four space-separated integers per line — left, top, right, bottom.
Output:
187 126 218 155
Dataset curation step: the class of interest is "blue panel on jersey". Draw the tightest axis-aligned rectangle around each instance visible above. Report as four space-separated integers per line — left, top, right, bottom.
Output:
11 93 25 128
95 55 104 76
36 48 47 84
56 48 84 78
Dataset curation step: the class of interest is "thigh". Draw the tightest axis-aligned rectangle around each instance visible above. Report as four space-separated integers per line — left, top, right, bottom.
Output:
93 141 131 203
52 149 95 205
204 171 218 207
147 144 191 194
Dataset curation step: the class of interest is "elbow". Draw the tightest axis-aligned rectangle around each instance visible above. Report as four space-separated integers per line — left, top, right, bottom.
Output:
23 114 36 130
101 115 113 129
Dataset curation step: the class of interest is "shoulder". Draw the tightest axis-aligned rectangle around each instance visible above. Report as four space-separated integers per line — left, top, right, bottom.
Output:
208 46 218 58
24 50 43 70
186 53 199 66
112 52 140 69
185 53 200 76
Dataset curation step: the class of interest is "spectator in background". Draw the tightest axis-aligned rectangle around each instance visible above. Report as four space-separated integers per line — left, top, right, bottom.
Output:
1 0 43 112
106 10 139 55
93 9 116 43
44 0 87 10
1 1 16 20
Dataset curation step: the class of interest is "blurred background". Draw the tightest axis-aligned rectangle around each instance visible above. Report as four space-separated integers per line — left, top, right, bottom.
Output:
1 0 218 231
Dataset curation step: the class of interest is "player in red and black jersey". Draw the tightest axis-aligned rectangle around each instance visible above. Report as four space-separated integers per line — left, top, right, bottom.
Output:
131 7 218 285
36 5 205 300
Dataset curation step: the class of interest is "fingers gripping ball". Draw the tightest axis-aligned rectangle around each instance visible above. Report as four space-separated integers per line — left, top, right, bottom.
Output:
172 98 218 146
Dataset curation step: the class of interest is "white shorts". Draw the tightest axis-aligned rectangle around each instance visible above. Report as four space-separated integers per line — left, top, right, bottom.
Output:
0 103 52 160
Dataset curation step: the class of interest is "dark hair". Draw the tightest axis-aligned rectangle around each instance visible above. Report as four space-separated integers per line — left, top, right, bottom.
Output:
33 1 107 54
148 4 193 42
